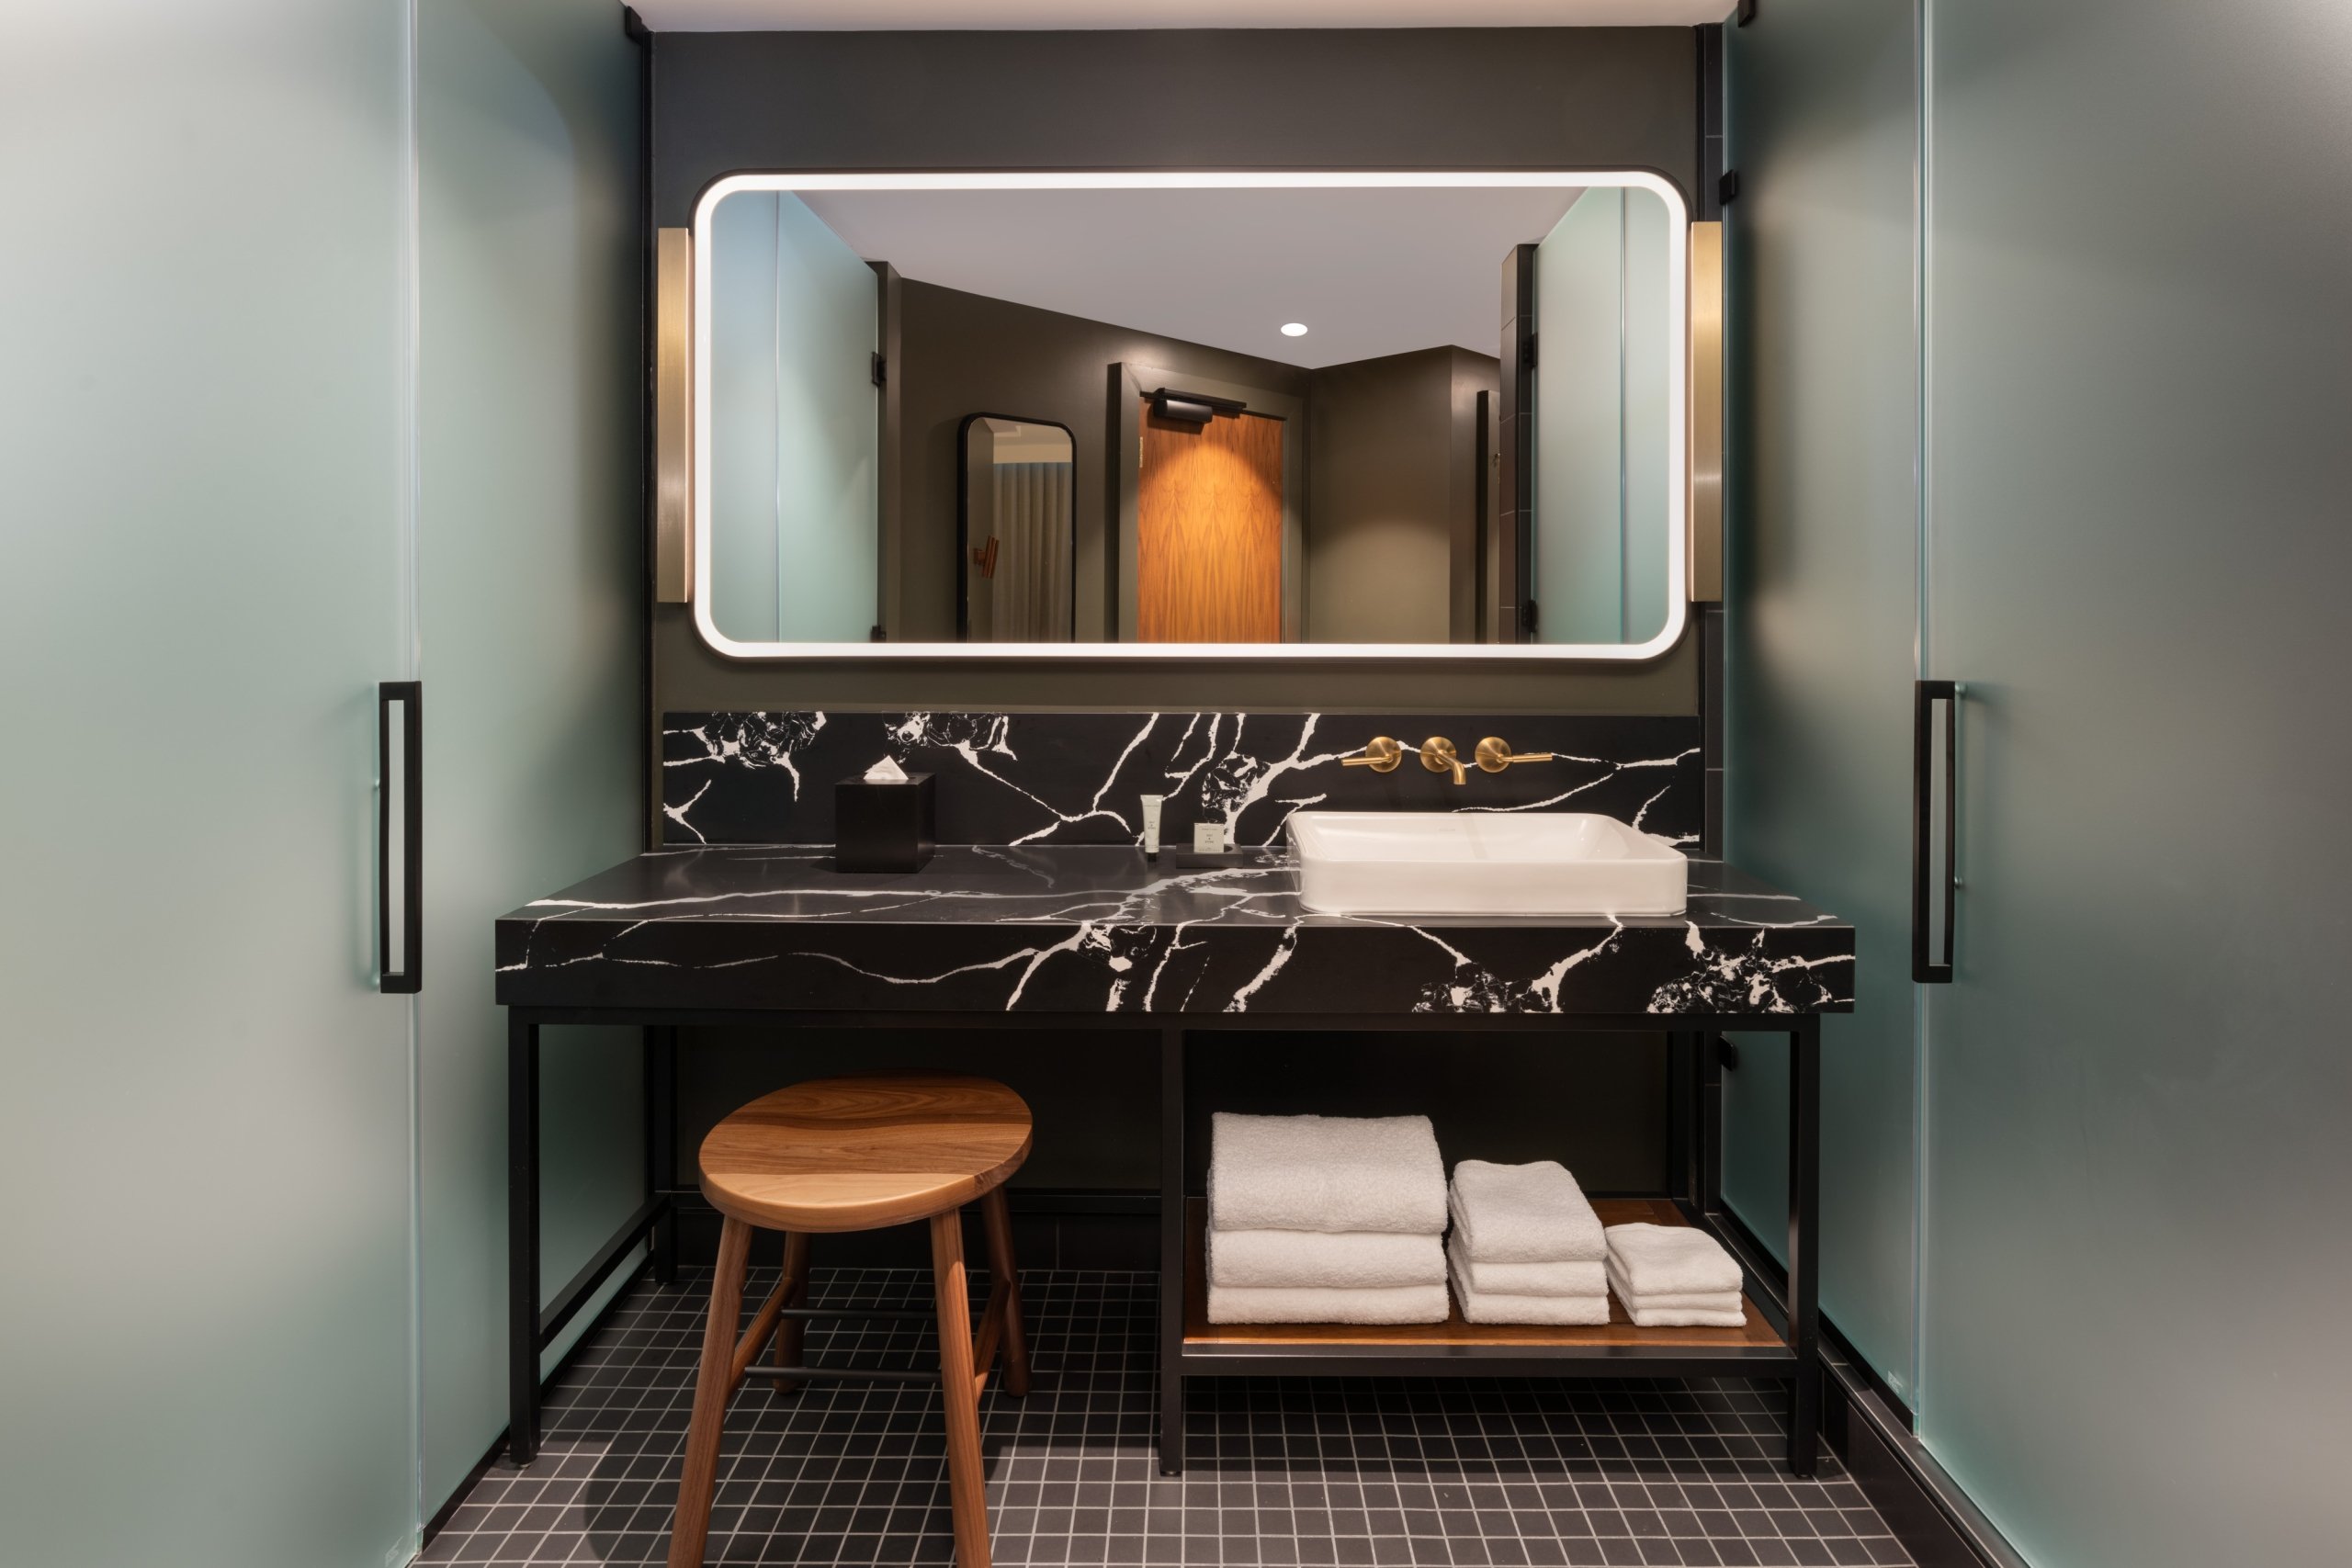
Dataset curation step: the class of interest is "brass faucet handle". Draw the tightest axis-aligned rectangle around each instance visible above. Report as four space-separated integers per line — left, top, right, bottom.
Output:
1343 736 1405 773
1475 737 1557 773
1419 736 1467 785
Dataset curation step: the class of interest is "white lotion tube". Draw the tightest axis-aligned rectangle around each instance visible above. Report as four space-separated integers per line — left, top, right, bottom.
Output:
1138 795 1164 859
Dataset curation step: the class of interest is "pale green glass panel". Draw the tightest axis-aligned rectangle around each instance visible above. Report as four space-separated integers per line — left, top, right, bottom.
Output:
1620 187 1672 647
1533 189 1625 642
1722 0 1921 1399
0 4 416 1565
709 190 878 643
1920 2 2352 1562
1532 187 1672 648
413 0 645 1514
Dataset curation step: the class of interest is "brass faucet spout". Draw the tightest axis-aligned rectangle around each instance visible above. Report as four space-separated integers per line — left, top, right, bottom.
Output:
1419 737 1466 785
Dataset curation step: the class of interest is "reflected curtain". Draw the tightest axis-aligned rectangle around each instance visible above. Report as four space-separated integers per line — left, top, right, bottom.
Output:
989 460 1073 640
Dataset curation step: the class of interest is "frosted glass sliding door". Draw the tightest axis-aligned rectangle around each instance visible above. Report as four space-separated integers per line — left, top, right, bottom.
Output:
413 0 645 1515
1532 188 1674 647
0 4 419 1564
1918 1 2352 1562
1722 0 1923 1399
707 190 879 644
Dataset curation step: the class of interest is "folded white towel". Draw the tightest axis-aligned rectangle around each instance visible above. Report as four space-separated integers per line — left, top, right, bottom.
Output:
1447 1238 1610 1325
1604 1223 1743 1296
1618 1303 1747 1327
1602 1267 1744 1314
1209 1113 1447 1235
1454 1253 1609 1298
1447 1160 1604 1262
1606 1259 1746 1326
1209 1225 1445 1290
1206 1282 1451 1325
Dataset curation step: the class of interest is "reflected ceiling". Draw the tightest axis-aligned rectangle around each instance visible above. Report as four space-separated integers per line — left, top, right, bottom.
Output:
800 186 1584 369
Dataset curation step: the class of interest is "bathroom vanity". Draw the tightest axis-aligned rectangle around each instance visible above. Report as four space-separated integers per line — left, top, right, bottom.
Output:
494 152 1849 1494
497 818 1851 1476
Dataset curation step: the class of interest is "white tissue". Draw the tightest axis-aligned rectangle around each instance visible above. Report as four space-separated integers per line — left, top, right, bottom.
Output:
862 757 910 784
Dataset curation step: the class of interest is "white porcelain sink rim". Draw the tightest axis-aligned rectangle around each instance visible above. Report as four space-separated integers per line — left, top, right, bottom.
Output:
1286 810 1688 917
1287 810 1682 864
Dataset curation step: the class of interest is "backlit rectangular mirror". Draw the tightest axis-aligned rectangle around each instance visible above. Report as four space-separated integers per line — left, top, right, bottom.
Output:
691 172 1689 660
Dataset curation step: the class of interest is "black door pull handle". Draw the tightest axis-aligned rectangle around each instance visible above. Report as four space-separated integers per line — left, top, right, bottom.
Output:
379 681 422 994
1911 680 1957 984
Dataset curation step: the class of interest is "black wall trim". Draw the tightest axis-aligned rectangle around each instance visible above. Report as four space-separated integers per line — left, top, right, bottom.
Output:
629 9 656 851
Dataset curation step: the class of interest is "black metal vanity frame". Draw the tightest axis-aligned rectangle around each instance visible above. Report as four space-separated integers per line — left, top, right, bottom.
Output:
503 1008 1821 1477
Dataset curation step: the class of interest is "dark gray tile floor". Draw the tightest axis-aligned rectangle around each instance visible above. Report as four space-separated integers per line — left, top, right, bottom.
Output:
424 1268 1911 1567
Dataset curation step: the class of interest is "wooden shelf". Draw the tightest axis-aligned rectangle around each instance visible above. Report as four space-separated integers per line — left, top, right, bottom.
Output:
1182 1197 1784 1354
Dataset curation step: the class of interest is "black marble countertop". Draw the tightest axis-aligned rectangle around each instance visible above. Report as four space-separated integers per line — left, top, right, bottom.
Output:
495 846 1852 1019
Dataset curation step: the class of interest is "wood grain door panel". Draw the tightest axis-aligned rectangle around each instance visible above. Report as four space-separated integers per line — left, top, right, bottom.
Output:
1136 401 1284 643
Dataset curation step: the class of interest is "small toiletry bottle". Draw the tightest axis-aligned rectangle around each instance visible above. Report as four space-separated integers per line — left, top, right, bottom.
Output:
1139 795 1164 860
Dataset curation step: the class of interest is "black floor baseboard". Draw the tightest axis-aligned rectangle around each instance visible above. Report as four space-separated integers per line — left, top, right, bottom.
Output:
421 1253 654 1545
1710 1206 2028 1568
1824 1348 2031 1568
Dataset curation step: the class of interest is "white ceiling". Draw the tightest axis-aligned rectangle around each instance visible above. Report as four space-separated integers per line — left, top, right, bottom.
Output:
635 2 1732 29
797 186 1582 369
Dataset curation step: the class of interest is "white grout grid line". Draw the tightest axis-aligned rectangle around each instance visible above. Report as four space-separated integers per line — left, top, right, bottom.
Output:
424 1268 1913 1567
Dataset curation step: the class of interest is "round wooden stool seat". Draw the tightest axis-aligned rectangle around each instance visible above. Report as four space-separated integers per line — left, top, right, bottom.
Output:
697 1075 1034 1233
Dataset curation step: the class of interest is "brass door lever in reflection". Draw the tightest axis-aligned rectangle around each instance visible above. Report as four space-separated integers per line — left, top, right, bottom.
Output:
1342 736 1405 773
1474 737 1556 773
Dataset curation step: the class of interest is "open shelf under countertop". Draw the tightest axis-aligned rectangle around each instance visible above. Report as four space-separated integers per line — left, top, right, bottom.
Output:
1182 1197 1787 1356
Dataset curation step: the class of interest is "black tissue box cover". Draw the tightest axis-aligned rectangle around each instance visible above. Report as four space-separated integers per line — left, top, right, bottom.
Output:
834 773 936 873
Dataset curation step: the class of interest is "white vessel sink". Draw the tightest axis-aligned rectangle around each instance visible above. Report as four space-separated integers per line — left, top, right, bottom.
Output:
1287 811 1688 917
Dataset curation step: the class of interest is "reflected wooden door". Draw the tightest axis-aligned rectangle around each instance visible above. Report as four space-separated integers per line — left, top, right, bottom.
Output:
1136 401 1283 642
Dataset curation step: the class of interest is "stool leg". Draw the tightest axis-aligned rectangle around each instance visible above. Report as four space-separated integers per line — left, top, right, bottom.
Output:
978 1188 1032 1398
930 1211 993 1568
772 1231 812 1395
668 1215 751 1568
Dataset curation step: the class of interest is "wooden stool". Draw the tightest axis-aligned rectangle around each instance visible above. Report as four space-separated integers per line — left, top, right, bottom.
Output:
667 1075 1035 1568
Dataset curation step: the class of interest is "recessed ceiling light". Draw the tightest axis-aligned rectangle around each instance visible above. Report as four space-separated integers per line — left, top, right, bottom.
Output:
1280 321 1309 337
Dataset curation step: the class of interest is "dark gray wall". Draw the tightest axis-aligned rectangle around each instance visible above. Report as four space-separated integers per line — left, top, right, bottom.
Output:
1304 347 1498 644
653 28 1697 228
646 27 1704 1258
898 280 1311 644
649 27 1702 786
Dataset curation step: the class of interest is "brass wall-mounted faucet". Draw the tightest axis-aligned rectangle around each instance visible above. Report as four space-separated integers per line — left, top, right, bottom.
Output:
1346 735 1555 785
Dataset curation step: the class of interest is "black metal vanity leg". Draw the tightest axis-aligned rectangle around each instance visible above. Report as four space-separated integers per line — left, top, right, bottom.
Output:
1667 1031 1696 1207
1786 1017 1822 1475
1158 1024 1186 1476
1699 1027 1725 1218
507 1011 542 1466
647 1025 678 1286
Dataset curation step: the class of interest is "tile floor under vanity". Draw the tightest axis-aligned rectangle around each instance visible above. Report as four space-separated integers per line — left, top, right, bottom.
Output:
425 1269 1912 1567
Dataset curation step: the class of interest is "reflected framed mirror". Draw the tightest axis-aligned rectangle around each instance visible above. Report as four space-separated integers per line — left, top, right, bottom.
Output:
687 171 1694 660
958 414 1076 644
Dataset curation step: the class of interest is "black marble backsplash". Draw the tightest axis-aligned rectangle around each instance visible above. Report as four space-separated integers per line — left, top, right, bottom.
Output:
662 711 1702 849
